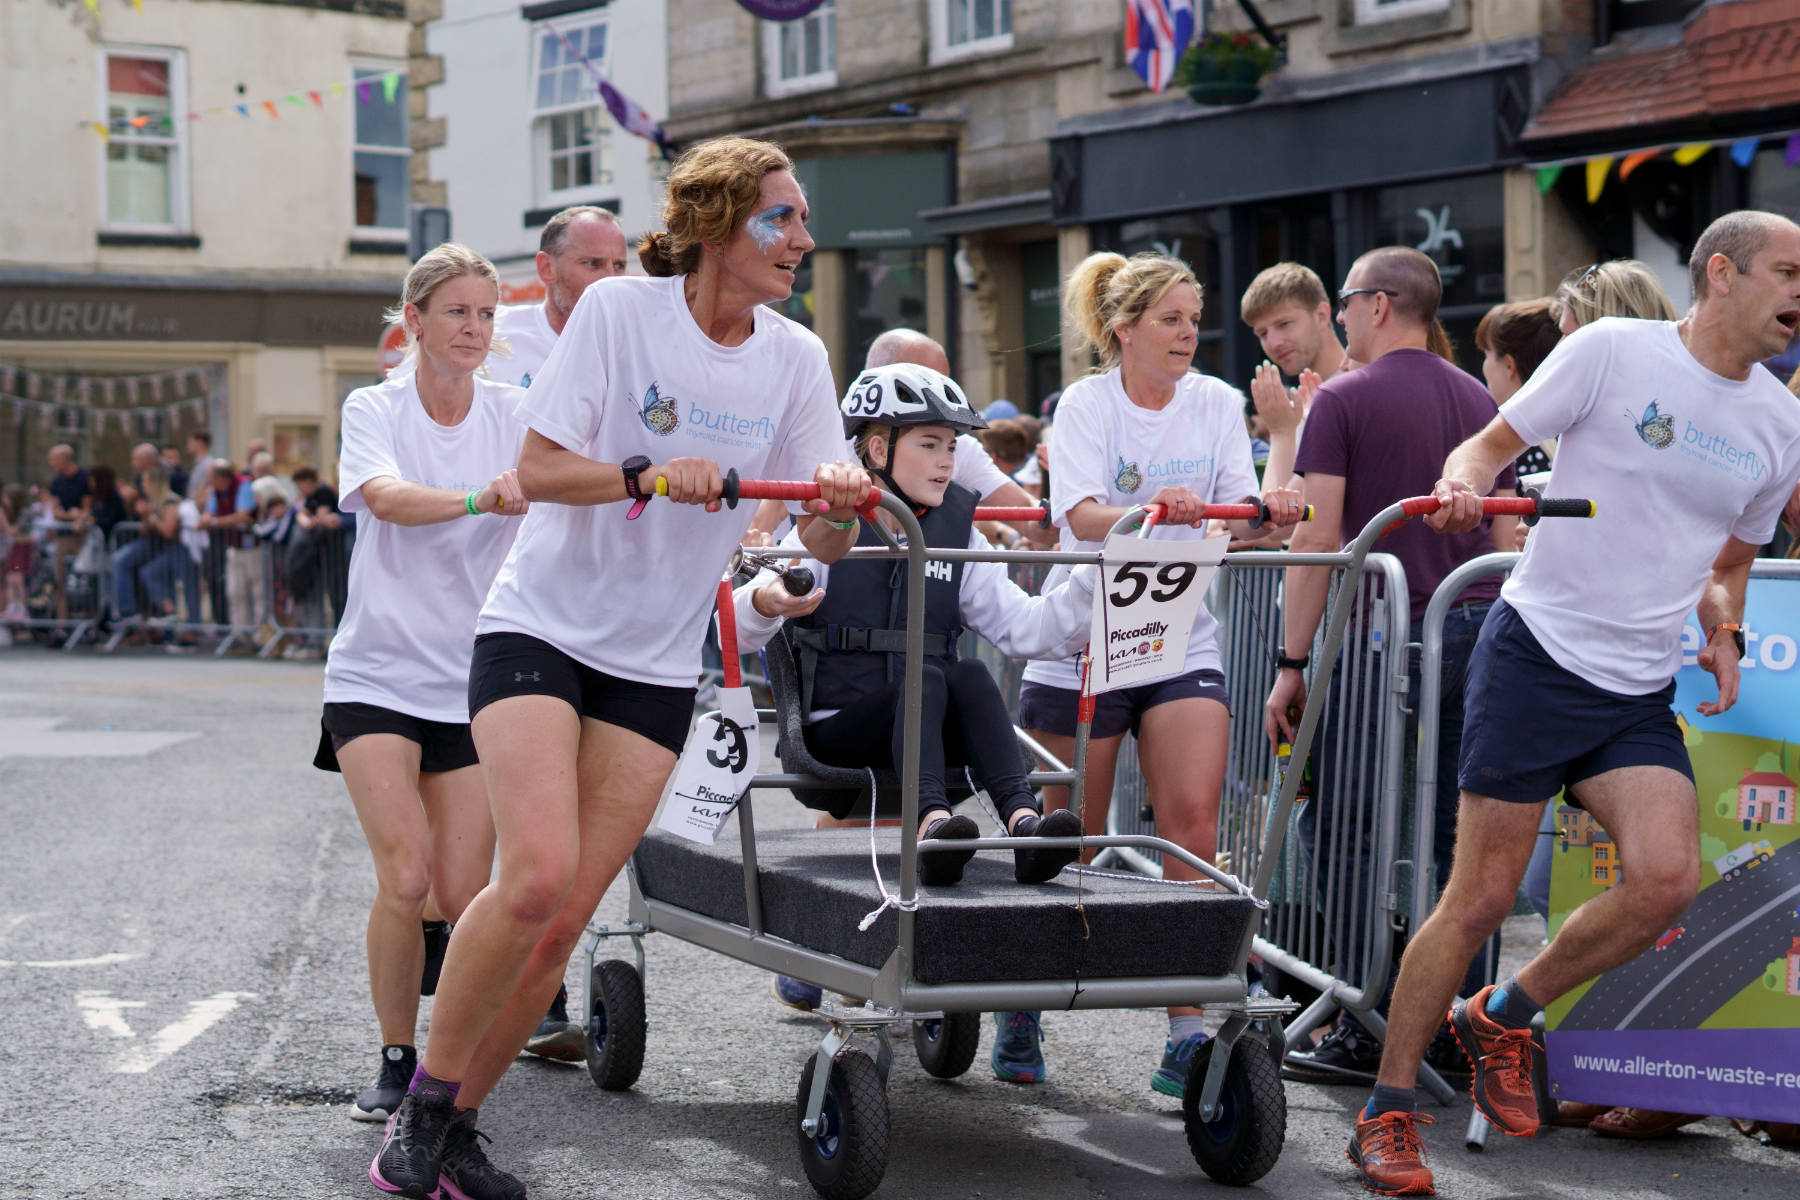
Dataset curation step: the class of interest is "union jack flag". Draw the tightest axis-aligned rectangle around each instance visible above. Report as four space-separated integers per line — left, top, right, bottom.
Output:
1125 0 1196 94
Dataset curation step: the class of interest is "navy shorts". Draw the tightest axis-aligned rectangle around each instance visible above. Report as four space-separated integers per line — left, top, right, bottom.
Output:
1458 600 1692 804
1018 667 1229 741
467 631 697 756
314 702 478 774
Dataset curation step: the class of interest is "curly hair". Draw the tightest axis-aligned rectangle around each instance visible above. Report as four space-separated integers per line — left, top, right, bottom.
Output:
639 136 796 277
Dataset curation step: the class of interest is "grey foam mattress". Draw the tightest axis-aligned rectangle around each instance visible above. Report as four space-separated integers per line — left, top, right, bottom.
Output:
632 827 1258 985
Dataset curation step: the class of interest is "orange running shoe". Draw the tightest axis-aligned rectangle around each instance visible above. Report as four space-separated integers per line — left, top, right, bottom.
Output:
1347 1110 1436 1196
1449 986 1542 1136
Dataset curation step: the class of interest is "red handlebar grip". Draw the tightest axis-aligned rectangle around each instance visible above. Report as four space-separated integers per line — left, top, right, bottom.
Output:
714 578 740 690
973 507 1051 523
730 474 883 516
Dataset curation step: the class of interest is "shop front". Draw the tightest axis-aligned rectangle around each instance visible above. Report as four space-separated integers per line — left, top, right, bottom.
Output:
0 274 394 486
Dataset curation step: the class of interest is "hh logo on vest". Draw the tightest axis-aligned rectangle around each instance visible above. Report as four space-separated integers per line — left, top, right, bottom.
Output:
925 559 953 582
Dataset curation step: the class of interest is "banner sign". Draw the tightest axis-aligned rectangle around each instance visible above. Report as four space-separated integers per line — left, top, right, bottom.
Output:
1085 532 1225 694
1547 574 1800 1122
657 687 760 845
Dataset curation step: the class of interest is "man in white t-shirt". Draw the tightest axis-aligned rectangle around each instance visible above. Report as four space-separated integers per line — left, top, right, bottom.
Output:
1347 210 1800 1197
487 205 631 388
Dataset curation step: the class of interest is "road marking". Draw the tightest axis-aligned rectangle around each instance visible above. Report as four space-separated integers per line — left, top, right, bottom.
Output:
0 716 197 760
0 952 143 968
1617 881 1800 1029
77 990 146 1038
75 990 258 1073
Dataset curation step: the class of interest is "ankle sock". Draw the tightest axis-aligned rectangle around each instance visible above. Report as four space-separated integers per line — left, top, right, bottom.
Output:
408 1065 461 1103
1484 976 1542 1031
1169 1015 1207 1045
1365 1083 1417 1118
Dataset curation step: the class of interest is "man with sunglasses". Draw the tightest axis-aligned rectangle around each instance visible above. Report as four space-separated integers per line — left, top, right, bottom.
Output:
1353 211 1800 1195
1264 247 1519 1094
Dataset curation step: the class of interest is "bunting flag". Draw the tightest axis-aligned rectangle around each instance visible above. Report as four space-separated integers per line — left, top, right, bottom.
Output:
545 21 676 159
1585 156 1614 204
1618 148 1663 180
1730 137 1761 168
1124 0 1195 94
1673 143 1712 165
81 70 404 139
0 364 227 440
1536 164 1564 194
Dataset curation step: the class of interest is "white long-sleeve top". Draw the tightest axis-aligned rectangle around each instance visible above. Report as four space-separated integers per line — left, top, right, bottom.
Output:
731 526 1099 721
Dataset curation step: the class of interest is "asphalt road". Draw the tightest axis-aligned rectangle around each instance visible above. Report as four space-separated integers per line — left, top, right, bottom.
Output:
1562 842 1800 1031
3 648 1797 1199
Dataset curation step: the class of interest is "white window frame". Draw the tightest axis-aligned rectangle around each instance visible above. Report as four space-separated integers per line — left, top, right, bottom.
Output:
762 2 837 99
529 17 616 207
929 0 1013 67
350 58 410 241
1352 0 1450 24
97 44 190 235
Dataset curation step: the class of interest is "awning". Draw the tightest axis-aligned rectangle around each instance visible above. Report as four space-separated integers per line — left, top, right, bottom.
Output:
919 190 1052 237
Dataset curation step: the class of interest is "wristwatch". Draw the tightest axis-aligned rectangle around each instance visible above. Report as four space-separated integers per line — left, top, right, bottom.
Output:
1709 622 1746 658
1276 652 1309 672
622 455 653 520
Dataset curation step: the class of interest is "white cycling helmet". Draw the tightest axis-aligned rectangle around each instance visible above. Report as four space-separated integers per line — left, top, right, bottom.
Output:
839 363 986 439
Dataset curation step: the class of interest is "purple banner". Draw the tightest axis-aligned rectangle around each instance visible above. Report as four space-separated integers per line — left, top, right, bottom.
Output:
1547 1029 1800 1122
735 0 826 19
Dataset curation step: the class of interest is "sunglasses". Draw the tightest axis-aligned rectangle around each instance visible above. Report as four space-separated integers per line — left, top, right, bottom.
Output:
1336 287 1397 309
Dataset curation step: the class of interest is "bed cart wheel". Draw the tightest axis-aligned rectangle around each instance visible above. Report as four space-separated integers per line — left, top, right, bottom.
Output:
795 1049 890 1200
1182 1033 1287 1186
584 959 646 1091
911 1012 981 1079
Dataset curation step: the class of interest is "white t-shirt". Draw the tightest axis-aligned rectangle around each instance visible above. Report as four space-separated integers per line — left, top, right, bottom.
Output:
1021 368 1260 691
488 302 559 389
478 273 853 688
1500 318 1800 694
954 433 1012 499
324 374 528 722
732 525 1098 720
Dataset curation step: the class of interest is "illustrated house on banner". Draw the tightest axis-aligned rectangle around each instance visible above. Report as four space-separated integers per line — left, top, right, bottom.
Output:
1557 805 1602 852
1737 770 1797 830
1590 837 1621 889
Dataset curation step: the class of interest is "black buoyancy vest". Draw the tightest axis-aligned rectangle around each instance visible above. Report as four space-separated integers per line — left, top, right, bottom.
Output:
786 482 977 714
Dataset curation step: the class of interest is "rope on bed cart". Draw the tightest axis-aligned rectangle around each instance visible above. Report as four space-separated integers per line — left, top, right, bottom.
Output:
858 767 920 932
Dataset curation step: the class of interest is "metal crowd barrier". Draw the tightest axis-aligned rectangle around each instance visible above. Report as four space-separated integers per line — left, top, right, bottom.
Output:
1 515 353 657
0 519 107 649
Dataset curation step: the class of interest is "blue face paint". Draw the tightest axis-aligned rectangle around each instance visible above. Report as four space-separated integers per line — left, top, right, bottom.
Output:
747 205 793 251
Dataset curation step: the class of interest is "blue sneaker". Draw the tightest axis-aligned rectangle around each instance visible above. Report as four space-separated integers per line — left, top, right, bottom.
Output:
991 1011 1045 1083
1151 1031 1209 1097
772 975 822 1012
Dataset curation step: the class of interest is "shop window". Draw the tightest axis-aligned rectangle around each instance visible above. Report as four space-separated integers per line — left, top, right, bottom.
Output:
352 63 410 235
1095 210 1228 377
930 0 1012 66
764 2 836 98
847 248 928 371
1352 0 1448 24
1373 175 1504 312
102 49 188 232
531 20 614 205
272 424 322 479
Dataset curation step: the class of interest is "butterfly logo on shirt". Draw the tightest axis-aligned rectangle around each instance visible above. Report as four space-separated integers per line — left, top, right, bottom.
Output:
639 383 680 436
1625 400 1675 449
1114 455 1143 494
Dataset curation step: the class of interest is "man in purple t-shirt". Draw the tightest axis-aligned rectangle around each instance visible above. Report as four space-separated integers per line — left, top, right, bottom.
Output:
1262 247 1518 1086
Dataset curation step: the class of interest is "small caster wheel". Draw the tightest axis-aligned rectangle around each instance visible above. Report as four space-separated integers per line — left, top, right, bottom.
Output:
584 959 645 1091
796 1049 889 1200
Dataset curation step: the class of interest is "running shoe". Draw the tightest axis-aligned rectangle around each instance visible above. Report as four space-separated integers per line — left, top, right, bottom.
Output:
438 1109 527 1200
918 814 979 886
1347 1109 1435 1196
522 983 584 1062
990 1011 1046 1083
420 921 449 997
1011 809 1083 884
1448 986 1541 1136
771 975 823 1012
1283 1017 1382 1086
370 1077 455 1198
351 1044 416 1123
1150 1031 1209 1098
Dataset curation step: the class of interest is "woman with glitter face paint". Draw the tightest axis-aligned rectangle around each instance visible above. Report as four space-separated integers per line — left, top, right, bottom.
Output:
368 136 869 1200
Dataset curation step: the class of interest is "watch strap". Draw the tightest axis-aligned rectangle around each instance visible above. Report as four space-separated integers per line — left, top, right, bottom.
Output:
1276 652 1309 671
623 457 651 520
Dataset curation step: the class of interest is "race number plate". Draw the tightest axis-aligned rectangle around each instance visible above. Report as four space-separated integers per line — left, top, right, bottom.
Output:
1085 533 1226 695
656 686 761 844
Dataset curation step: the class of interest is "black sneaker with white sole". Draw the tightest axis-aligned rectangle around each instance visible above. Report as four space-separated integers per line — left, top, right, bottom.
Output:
370 1077 455 1198
352 1044 417 1123
437 1109 527 1200
522 983 584 1062
1282 1016 1382 1085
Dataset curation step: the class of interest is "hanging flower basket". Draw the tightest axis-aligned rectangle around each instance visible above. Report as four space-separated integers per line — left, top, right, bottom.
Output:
1173 33 1277 107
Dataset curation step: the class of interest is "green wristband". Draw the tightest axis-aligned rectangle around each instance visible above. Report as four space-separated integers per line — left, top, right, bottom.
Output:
465 490 482 516
823 515 856 531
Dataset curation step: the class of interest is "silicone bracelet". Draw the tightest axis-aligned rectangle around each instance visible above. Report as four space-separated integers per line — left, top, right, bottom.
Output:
466 490 482 516
822 515 856 531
